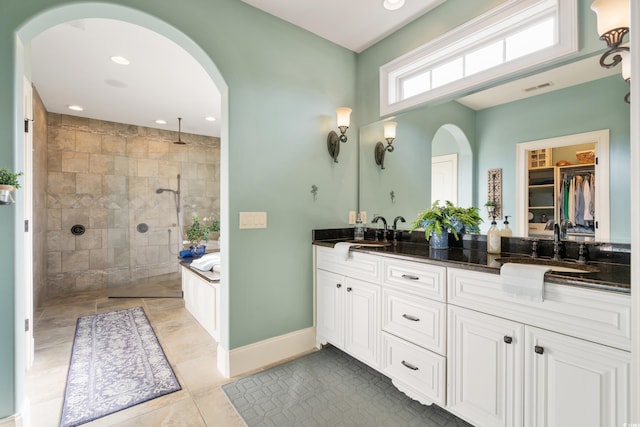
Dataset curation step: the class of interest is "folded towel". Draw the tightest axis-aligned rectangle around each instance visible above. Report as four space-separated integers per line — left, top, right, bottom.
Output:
333 242 361 261
500 263 551 302
190 252 222 271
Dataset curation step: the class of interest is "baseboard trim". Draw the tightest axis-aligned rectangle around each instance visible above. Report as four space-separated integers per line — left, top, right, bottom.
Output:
0 413 21 427
221 327 316 378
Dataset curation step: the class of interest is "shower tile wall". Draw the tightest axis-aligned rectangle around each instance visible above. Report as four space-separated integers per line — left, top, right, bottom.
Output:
46 113 220 297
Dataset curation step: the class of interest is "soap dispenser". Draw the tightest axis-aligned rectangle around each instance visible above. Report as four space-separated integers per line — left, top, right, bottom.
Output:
354 214 365 240
501 215 512 237
487 219 501 254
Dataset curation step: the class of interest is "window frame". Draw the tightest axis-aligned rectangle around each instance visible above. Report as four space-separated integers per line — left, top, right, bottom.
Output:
380 0 578 116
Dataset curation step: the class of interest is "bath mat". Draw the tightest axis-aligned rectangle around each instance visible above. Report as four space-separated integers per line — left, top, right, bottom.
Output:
59 307 180 427
222 345 472 427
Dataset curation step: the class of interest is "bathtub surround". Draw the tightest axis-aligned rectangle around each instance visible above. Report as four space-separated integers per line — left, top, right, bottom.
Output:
45 112 220 297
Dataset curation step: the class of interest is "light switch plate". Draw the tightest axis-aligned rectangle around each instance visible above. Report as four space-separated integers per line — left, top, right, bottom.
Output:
239 212 267 229
359 211 367 223
348 211 356 224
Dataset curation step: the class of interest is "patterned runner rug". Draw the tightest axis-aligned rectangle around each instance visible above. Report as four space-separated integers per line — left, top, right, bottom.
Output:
59 307 181 427
222 345 473 427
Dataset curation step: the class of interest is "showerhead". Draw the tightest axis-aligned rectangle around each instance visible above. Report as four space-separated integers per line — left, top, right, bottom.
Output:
174 117 187 145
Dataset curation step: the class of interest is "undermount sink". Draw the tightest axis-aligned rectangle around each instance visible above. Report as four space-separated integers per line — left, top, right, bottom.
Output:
343 240 392 248
494 257 599 274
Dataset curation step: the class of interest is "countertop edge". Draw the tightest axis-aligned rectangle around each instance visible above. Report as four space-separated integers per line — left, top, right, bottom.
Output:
312 240 630 294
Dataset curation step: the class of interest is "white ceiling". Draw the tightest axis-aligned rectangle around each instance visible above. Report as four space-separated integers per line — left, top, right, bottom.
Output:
241 0 446 53
31 19 222 137
29 4 618 139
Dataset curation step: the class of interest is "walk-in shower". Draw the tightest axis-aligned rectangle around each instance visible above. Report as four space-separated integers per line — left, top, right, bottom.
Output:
156 174 183 255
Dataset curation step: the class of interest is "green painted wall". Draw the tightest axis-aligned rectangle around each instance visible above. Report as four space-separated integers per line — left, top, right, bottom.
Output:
475 76 631 241
1 0 356 417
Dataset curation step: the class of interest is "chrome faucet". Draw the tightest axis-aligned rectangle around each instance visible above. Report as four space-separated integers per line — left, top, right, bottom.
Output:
372 216 388 241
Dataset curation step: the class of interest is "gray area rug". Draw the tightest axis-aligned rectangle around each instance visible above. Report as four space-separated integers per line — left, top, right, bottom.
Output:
59 307 181 427
222 345 473 427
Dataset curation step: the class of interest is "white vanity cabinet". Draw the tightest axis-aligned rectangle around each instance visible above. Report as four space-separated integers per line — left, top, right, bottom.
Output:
181 265 220 341
525 326 630 427
446 267 631 427
447 305 524 427
316 246 381 369
380 258 447 406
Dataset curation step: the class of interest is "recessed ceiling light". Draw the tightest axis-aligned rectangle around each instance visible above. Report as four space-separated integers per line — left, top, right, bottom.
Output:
67 105 84 111
205 116 216 122
110 56 130 65
383 0 405 11
155 119 167 125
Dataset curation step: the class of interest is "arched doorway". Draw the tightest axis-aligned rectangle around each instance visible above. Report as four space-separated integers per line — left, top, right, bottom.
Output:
431 124 473 207
14 3 229 417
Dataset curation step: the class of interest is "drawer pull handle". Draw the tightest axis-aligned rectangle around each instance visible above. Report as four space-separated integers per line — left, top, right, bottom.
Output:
402 314 420 322
401 360 419 371
534 345 545 355
336 283 342 288
346 287 352 292
401 274 420 280
504 336 513 344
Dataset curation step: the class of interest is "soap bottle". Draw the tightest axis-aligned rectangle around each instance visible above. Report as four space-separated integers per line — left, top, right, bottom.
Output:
501 215 512 237
487 219 502 254
354 214 365 240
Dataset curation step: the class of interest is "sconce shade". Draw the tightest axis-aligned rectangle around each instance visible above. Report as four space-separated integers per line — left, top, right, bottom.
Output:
383 122 397 140
336 107 352 127
591 0 630 36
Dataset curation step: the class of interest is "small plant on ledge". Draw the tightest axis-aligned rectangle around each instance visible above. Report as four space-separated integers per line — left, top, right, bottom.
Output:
0 167 23 205
186 214 220 256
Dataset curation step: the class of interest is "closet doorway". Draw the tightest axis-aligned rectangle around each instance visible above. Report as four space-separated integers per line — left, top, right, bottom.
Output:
515 129 610 241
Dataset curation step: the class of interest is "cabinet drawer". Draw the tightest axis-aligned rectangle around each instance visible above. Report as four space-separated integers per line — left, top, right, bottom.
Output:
382 289 446 355
447 268 631 351
315 245 381 283
382 258 446 302
381 332 446 406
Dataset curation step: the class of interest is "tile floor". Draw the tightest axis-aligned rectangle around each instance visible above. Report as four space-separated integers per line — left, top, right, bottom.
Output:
25 288 245 426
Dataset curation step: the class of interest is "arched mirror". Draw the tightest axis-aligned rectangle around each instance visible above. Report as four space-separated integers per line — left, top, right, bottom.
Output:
358 102 476 227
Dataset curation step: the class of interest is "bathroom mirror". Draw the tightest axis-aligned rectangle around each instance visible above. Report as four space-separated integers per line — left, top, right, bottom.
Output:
358 56 630 243
358 102 475 230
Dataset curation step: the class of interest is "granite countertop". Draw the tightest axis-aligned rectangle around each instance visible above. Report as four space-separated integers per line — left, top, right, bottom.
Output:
312 238 630 294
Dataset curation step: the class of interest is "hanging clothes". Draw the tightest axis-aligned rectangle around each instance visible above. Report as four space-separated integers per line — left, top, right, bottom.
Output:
568 176 576 225
574 175 584 226
583 175 593 221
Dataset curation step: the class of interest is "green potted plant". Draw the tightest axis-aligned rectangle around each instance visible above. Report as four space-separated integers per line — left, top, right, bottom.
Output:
484 200 498 216
411 200 483 249
0 167 23 205
186 214 220 257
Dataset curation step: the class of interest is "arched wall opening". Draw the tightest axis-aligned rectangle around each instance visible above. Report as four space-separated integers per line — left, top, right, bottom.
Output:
431 124 473 207
12 3 230 416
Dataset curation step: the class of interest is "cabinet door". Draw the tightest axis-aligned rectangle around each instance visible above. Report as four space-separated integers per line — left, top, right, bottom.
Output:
345 277 380 368
316 269 345 348
525 326 630 427
448 306 524 427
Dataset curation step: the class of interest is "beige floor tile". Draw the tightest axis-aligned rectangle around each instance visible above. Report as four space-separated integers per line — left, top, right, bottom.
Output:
26 289 253 427
101 396 206 427
194 388 245 427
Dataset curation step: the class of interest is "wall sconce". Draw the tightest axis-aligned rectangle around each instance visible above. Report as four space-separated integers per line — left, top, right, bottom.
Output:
591 0 631 103
327 107 352 162
374 121 397 169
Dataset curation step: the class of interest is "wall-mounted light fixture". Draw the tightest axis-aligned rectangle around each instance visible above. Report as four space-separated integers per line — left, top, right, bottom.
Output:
374 121 397 169
591 0 631 103
327 107 352 162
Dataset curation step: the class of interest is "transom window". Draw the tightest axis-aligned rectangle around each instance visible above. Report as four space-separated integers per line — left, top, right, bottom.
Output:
380 0 577 116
